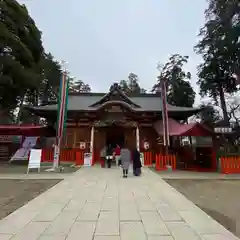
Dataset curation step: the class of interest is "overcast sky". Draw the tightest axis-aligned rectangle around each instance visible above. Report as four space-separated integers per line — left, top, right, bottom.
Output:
18 0 207 105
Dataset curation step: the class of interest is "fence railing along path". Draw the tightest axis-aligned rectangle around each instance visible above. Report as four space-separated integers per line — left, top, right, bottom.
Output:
220 156 240 174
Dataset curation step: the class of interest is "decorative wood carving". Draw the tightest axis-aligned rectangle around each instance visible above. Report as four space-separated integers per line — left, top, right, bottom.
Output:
105 105 123 112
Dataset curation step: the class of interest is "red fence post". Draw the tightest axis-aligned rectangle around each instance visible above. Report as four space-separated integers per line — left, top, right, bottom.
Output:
76 151 84 166
220 156 240 174
172 154 176 170
41 148 53 162
41 149 46 162
154 153 177 171
155 153 159 171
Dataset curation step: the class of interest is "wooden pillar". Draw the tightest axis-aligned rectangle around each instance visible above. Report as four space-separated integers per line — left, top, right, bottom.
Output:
90 125 94 153
136 125 140 151
90 125 95 165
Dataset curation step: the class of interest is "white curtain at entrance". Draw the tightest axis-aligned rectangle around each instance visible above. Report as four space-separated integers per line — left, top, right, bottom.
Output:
136 126 140 151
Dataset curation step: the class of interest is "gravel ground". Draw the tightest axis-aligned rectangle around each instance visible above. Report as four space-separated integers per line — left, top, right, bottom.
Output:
166 179 240 238
0 179 61 220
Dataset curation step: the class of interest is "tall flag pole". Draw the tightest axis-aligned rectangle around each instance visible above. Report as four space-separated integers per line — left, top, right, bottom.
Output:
157 63 170 165
53 70 69 169
160 78 169 148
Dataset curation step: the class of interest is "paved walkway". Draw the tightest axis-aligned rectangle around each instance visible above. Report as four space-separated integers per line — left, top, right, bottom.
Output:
0 166 238 240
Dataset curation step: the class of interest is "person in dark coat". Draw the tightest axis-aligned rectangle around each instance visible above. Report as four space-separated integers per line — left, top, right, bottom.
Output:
106 144 113 168
133 148 142 176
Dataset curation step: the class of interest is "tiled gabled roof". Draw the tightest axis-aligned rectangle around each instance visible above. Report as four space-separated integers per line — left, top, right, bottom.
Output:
27 93 200 113
25 83 201 119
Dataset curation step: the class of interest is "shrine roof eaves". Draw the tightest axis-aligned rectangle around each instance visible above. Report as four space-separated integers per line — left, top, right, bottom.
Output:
26 93 201 114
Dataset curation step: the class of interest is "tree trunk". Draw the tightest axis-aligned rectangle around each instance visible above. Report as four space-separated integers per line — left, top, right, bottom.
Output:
42 81 50 105
33 90 39 125
16 93 26 124
0 108 10 124
219 85 229 126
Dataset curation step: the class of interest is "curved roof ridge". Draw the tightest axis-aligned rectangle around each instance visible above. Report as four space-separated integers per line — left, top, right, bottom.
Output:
89 83 141 108
94 100 135 112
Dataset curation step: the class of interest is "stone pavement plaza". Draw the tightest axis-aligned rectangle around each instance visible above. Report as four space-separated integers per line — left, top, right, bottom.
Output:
0 167 238 240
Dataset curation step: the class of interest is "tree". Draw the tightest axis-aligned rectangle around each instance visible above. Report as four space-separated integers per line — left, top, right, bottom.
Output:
38 53 62 104
119 80 130 94
152 54 196 107
69 79 91 93
112 73 147 94
127 73 147 94
194 0 240 125
197 103 221 127
128 73 141 93
17 53 62 124
226 94 240 126
0 0 44 122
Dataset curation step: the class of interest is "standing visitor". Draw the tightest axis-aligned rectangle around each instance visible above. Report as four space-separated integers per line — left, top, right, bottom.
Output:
106 144 113 168
120 145 131 178
100 145 106 167
133 148 142 176
114 144 121 166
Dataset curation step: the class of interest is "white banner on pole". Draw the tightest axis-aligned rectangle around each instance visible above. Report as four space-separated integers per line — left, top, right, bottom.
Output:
27 149 42 173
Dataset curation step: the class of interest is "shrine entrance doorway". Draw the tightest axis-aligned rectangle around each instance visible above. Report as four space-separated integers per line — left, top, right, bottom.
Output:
105 126 125 148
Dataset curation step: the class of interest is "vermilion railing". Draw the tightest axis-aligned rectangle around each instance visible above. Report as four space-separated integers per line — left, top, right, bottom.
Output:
142 151 176 170
41 148 85 164
220 156 240 174
143 152 153 166
40 149 178 170
155 153 177 171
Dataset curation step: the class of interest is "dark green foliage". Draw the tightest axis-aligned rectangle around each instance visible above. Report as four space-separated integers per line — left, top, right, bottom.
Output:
152 54 196 107
195 0 240 124
0 0 44 121
69 79 91 93
111 73 147 94
0 1 66 123
197 103 221 127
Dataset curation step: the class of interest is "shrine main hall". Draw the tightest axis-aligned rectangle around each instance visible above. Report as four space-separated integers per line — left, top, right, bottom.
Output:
27 83 210 158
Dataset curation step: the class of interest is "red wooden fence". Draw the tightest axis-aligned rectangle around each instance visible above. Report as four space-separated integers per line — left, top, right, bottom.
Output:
142 151 177 171
155 153 177 171
143 152 153 166
40 149 178 170
41 148 85 165
76 151 84 165
220 156 240 174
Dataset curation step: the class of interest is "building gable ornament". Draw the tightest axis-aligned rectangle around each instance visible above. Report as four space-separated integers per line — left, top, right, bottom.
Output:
89 83 141 108
105 105 123 113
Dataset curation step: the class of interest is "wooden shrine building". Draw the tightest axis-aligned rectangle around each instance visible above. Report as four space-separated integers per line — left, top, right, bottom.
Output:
26 83 205 156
